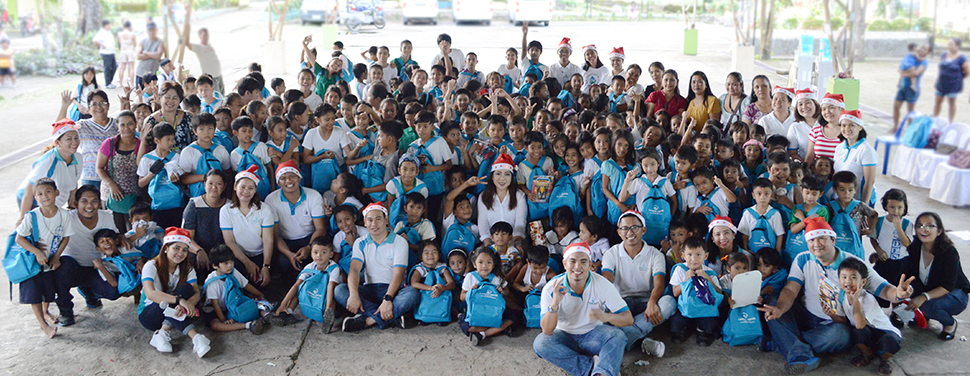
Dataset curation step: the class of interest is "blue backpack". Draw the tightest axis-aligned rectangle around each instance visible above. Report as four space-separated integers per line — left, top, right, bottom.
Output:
608 93 626 113
187 144 223 198
518 82 533 97
604 161 635 224
353 159 387 202
548 172 584 226
3 211 41 284
677 271 723 318
901 115 933 148
202 273 260 323
104 255 141 294
465 273 506 328
745 207 779 251
234 143 271 199
524 288 543 328
639 177 673 246
441 221 477 260
413 265 453 323
696 187 723 223
67 84 83 121
388 179 427 227
721 305 763 346
213 130 235 160
524 62 545 81
557 90 574 109
310 153 341 194
830 200 864 259
411 136 445 196
783 204 825 267
143 152 184 211
524 157 550 221
589 169 607 218
502 75 515 95
298 263 338 322
349 129 376 161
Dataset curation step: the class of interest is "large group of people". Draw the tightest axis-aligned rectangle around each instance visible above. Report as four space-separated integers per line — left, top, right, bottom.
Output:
7 20 969 376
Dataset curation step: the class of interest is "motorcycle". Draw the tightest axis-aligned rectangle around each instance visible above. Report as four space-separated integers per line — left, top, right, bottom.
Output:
19 13 36 37
340 0 385 32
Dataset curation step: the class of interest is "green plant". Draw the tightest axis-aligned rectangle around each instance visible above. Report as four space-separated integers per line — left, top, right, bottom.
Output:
868 19 891 31
662 4 680 13
146 0 158 15
782 17 799 29
802 17 823 30
13 45 104 76
830 17 843 30
890 18 909 30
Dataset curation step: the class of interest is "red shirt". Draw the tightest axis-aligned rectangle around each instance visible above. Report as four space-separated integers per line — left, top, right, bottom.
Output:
645 90 687 117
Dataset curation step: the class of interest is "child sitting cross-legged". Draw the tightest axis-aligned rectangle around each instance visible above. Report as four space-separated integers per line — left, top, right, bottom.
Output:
276 237 342 333
90 229 146 303
202 245 271 335
512 245 557 307
410 241 456 326
839 258 901 375
669 237 724 347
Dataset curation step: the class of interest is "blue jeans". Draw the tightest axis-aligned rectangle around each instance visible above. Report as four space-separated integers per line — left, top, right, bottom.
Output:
620 295 676 350
533 325 627 376
766 301 851 363
334 283 419 329
852 326 901 356
920 289 969 327
54 256 99 316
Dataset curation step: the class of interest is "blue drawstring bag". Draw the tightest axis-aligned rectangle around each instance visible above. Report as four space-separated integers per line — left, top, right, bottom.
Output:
465 273 505 328
234 144 271 199
722 305 763 346
310 153 341 194
830 200 865 259
411 137 445 196
901 115 933 148
104 256 141 294
186 144 223 198
745 207 779 251
353 159 387 202
441 221 476 260
3 212 41 284
143 152 184 211
639 177 673 246
202 273 260 323
524 288 543 328
548 172 584 226
413 265 453 323
677 274 723 318
298 264 338 322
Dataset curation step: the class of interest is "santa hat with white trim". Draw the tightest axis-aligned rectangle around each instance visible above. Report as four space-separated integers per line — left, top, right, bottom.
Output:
804 217 837 241
491 153 515 172
235 165 261 186
563 241 592 260
840 110 864 126
558 38 572 52
163 227 192 246
51 118 77 140
617 210 644 226
362 202 388 218
773 86 795 100
821 93 845 109
794 88 816 102
609 47 625 59
707 215 737 233
583 44 597 52
275 160 301 183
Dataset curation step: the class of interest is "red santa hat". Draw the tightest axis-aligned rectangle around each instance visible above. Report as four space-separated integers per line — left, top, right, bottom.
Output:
804 217 837 241
583 44 597 52
773 86 795 100
617 210 644 227
275 160 301 183
794 88 816 102
51 118 77 139
840 110 864 126
563 241 592 260
821 93 845 109
558 37 572 52
362 202 388 218
163 227 192 246
609 47 625 59
707 215 737 233
235 165 261 186
491 153 515 172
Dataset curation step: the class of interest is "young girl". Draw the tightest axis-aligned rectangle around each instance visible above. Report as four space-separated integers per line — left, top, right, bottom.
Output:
870 189 912 305
18 120 82 222
72 66 100 120
833 110 877 205
284 102 310 143
139 227 210 357
578 216 609 271
601 129 638 225
741 139 766 181
684 71 722 128
645 69 686 118
812 156 836 204
788 88 820 161
617 149 675 246
586 128 612 217
386 154 429 226
410 242 456 325
344 103 378 170
266 116 300 169
302 104 351 193
460 247 515 345
560 142 588 208
476 153 527 246
497 48 522 89
220 167 275 288
580 45 610 93
643 61 664 98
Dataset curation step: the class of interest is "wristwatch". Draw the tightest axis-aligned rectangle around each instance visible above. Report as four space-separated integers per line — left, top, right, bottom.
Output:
383 294 394 302
262 264 272 270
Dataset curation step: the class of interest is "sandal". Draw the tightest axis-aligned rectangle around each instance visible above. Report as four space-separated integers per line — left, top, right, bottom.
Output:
940 321 958 341
877 359 893 375
850 354 873 367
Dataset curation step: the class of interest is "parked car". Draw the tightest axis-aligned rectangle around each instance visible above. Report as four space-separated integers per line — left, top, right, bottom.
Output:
453 0 492 25
507 0 551 26
403 0 439 25
301 0 337 25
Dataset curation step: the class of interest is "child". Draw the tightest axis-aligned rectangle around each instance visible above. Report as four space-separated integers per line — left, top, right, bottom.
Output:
520 26 546 81
812 156 836 204
197 75 224 113
447 249 469 296
601 129 638 224
669 238 723 346
719 158 747 224
91 229 145 301
266 115 301 169
271 77 286 95
359 121 402 202
158 58 177 84
738 178 785 252
408 111 453 221
182 95 202 116
15 178 73 338
410 242 456 325
545 207 580 262
331 204 368 277
386 153 429 226
460 247 515 345
442 187 480 258
756 247 787 300
277 237 341 332
689 166 737 222
72 67 99 119
302 104 350 193
741 139 766 181
829 171 877 260
203 245 270 334
838 258 901 375
765 151 800 225
324 172 365 215
513 245 556 295
0 38 16 87
457 52 484 88
578 215 609 271
497 47 522 89
505 118 529 164
720 252 751 298
394 193 437 269
785 174 830 267
518 131 555 222
668 144 699 215
870 189 912 306
126 202 165 259
180 113 231 198
488 221 523 278
230 116 273 199
137 123 185 228
661 217 690 264
618 149 675 246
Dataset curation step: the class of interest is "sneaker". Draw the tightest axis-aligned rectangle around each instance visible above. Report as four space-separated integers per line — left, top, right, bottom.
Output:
877 358 893 375
86 299 103 308
504 325 514 337
192 334 211 358
57 315 76 327
671 331 688 344
270 312 300 327
249 316 269 335
399 314 415 329
469 332 483 346
106 84 117 89
342 314 366 333
696 333 714 347
641 337 665 358
784 356 820 375
889 312 903 329
322 308 335 334
150 330 173 353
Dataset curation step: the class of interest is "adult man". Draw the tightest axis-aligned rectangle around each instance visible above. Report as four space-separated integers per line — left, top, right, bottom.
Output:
135 22 166 89
534 241 633 376
92 20 117 89
892 43 929 131
760 217 914 374
264 161 326 282
335 202 419 332
187 27 224 94
601 210 675 355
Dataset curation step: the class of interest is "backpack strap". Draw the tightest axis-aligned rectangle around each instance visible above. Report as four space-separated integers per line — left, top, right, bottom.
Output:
875 217 884 235
201 274 230 299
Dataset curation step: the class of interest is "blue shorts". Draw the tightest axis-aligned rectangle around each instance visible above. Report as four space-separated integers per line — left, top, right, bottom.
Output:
936 90 960 98
20 270 56 304
895 86 919 103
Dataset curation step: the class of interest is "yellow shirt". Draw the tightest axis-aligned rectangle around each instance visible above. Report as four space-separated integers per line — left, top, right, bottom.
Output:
0 47 13 69
685 96 722 131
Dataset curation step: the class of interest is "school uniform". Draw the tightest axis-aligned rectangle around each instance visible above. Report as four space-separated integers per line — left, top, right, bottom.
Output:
626 175 674 213
333 226 369 275
204 269 251 312
302 127 352 167
219 203 277 258
872 216 913 289
758 111 795 137
17 207 74 304
408 136 452 196
229 142 272 171
516 157 555 185
548 62 581 86
137 149 185 227
840 290 902 356
264 187 325 262
546 231 579 257
692 187 731 218
201 94 225 114
456 70 484 88
833 138 878 202
589 238 610 264
667 170 698 214
139 259 198 333
18 147 82 208
669 263 722 335
443 214 480 241
737 206 786 246
179 142 231 173
386 177 429 199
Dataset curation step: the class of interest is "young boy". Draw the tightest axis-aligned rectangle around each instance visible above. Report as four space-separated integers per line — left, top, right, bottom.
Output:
335 95 358 130
197 75 224 114
213 107 237 151
394 193 437 269
125 202 165 259
489 221 523 278
180 113 231 198
511 245 556 309
689 166 737 222
16 178 73 338
765 151 801 219
158 58 178 84
520 24 546 81
738 178 785 252
545 207 579 258
838 258 902 375
230 116 273 197
271 77 286 96
90 229 144 301
718 158 747 225
661 217 689 264
442 187 480 256
829 171 877 260
137 123 185 228
457 52 484 89
608 76 629 113
277 237 342 332
669 145 699 216
408 111 453 220
786 174 830 266
0 38 17 87
359 121 402 202
669 237 723 346
203 245 271 334
140 73 159 105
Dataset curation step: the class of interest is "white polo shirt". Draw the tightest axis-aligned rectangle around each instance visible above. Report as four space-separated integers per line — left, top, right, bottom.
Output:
548 61 581 86
351 232 409 285
19 148 82 208
408 136 452 168
602 242 667 298
334 226 369 255
758 111 795 137
62 209 118 267
833 138 878 200
179 142 231 174
737 206 786 239
540 272 630 335
219 203 276 257
203 269 250 311
788 250 890 322
264 187 325 241
691 187 731 215
142 259 197 305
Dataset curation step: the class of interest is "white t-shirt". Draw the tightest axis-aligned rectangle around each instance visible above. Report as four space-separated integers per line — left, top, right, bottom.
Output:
93 28 116 54
461 271 506 291
516 157 555 185
787 121 813 159
669 263 721 289
17 207 74 259
386 177 429 198
521 59 547 80
18 149 82 208
737 206 786 239
393 218 437 241
758 111 795 137
601 242 667 298
432 49 466 72
408 136 452 168
788 250 889 321
540 272 629 335
627 175 675 214
229 142 272 170
299 260 343 282
302 127 352 166
219 204 277 257
136 150 184 181
548 61 581 86
874 217 913 261
304 93 323 112
333 226 369 253
179 142 231 174
62 210 118 267
264 188 325 241
351 233 409 285
691 187 731 216
204 269 250 311
141 259 198 305
582 65 611 93
497 64 522 84
840 289 901 337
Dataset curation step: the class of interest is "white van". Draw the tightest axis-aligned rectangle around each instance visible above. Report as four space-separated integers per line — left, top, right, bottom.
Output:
453 0 492 25
403 0 439 25
301 0 337 25
508 0 551 26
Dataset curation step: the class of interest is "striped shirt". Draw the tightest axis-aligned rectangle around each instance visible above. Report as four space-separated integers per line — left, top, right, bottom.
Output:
76 118 119 181
809 123 841 160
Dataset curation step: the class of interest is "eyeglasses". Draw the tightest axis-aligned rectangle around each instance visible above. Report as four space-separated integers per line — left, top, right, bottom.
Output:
90 101 109 107
617 225 644 233
915 224 938 230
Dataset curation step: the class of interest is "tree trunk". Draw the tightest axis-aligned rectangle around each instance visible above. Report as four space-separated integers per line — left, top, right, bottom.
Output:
850 0 867 63
759 0 774 59
885 0 896 19
77 0 103 35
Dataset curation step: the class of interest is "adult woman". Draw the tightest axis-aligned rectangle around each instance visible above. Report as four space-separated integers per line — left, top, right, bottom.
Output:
806 93 844 165
477 153 527 247
18 120 81 221
220 167 275 287
718 72 749 133
932 38 969 124
95 110 140 231
645 69 686 119
182 169 229 269
704 216 752 275
742 75 772 127
643 61 664 99
757 86 794 137
141 81 194 157
116 20 138 88
684 71 722 130
833 110 877 204
74 90 119 188
139 227 211 357
580 45 610 93
787 88 820 161
904 212 969 340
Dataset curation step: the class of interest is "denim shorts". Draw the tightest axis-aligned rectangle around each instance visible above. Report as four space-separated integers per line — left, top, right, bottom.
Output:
895 86 919 103
936 90 960 98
